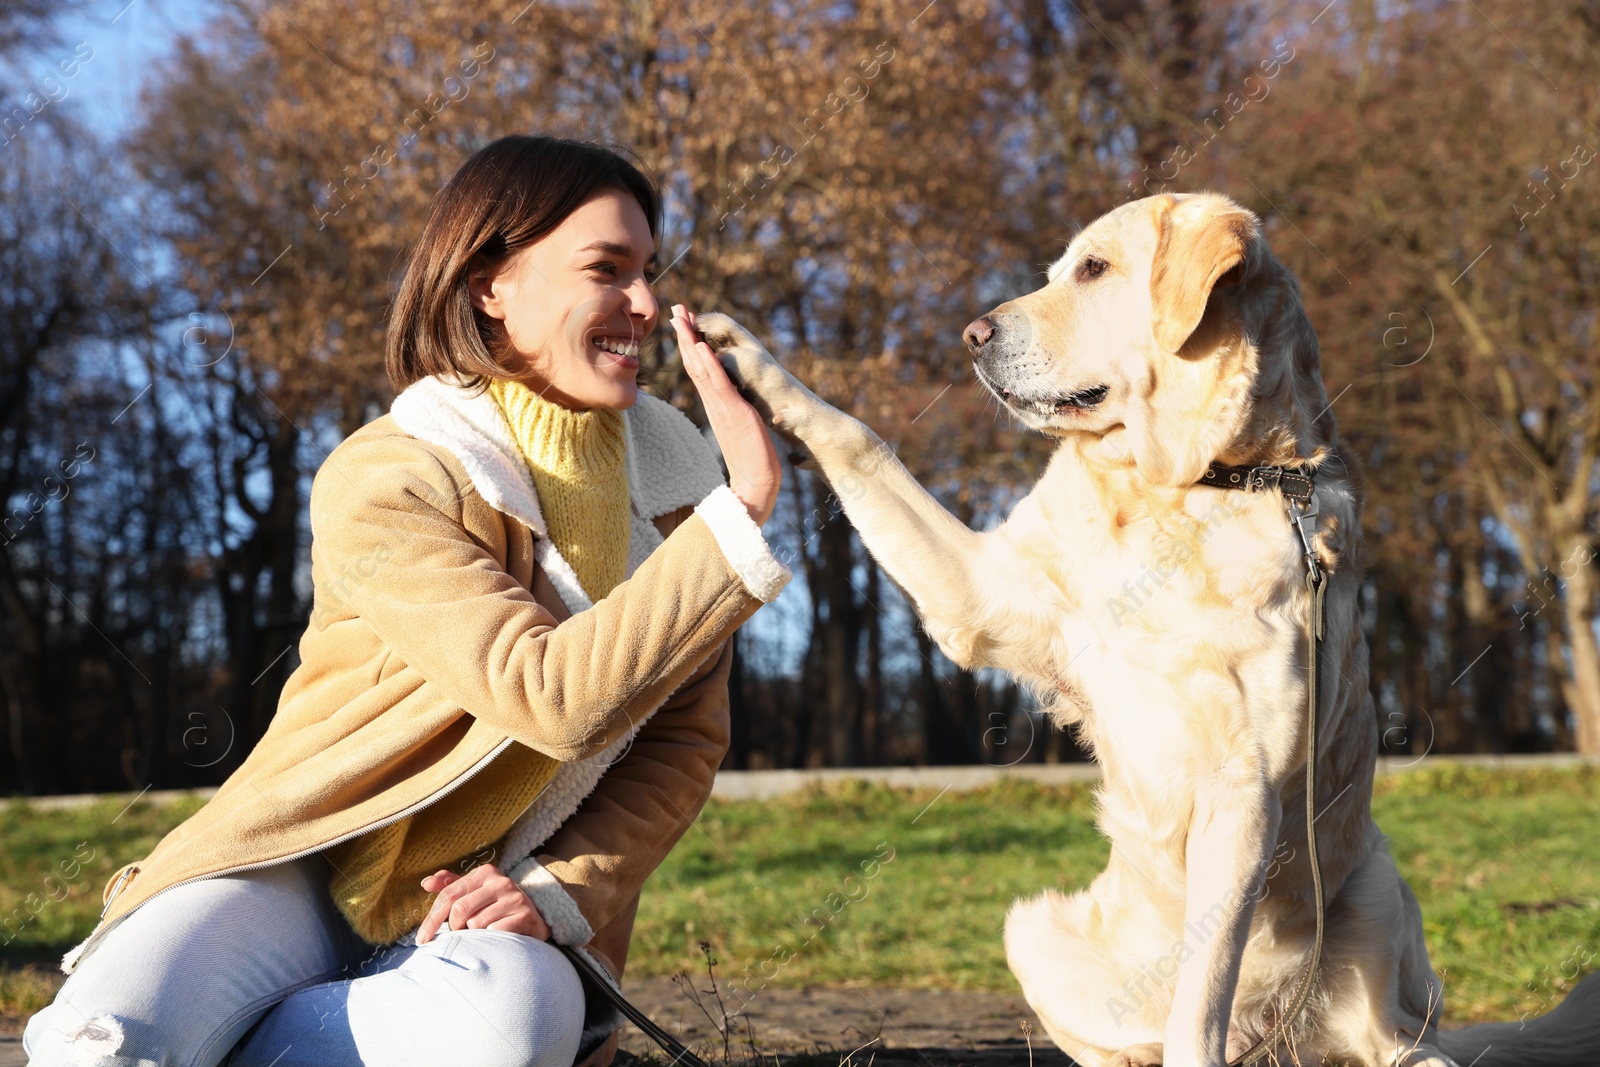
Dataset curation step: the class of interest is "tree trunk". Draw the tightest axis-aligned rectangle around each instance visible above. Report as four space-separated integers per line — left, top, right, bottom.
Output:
1559 546 1600 753
861 557 882 766
726 630 750 770
815 516 863 766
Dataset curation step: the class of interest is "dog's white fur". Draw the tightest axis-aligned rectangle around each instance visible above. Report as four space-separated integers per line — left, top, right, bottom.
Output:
698 192 1600 1067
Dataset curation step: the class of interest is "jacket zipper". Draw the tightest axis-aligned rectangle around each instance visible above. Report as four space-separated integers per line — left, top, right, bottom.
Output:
74 733 518 967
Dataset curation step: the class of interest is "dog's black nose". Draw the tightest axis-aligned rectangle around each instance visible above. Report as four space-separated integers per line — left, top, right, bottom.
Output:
963 316 995 352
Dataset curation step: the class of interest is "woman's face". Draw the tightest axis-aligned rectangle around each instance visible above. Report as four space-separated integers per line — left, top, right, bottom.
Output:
469 187 659 410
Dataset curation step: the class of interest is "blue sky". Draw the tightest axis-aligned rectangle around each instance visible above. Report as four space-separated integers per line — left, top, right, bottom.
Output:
6 0 218 139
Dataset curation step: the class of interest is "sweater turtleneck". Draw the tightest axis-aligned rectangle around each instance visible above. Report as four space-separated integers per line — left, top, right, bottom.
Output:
487 377 631 602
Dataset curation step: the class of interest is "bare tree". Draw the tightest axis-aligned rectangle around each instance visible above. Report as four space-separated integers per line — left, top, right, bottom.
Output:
1231 0 1600 750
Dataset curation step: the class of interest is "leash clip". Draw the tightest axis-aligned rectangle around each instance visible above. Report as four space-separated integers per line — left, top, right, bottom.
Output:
1286 495 1322 584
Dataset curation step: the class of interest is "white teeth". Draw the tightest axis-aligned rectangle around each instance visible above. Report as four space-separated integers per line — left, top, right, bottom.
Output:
594 338 638 358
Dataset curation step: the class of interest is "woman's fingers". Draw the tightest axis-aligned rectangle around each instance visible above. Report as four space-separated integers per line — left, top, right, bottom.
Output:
417 863 551 943
417 865 489 943
416 869 459 938
467 895 553 940
419 869 458 892
445 882 506 931
461 897 517 929
676 312 732 394
673 310 725 399
673 305 782 525
674 311 722 393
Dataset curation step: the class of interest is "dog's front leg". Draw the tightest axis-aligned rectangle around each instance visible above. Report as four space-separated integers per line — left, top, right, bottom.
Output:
697 312 1016 669
1163 768 1278 1067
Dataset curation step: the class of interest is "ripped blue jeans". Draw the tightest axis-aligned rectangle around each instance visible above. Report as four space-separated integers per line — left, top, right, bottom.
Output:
22 853 586 1067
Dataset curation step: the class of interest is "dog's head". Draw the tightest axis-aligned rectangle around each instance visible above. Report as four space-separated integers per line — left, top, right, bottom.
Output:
966 192 1333 487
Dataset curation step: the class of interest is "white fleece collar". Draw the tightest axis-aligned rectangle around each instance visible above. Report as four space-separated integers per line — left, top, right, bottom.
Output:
389 375 727 613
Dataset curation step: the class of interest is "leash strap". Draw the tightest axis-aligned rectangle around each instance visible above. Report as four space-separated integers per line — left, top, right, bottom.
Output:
557 943 712 1067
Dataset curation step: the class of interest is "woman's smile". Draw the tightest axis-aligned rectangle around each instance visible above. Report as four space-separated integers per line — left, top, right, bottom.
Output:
589 332 642 366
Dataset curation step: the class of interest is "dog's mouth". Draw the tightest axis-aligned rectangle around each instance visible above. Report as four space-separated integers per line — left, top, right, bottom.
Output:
973 361 1111 425
990 381 1110 418
1046 384 1109 412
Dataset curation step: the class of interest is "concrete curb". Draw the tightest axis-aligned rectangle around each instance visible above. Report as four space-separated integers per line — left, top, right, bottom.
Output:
708 762 1103 800
707 752 1600 799
6 753 1595 810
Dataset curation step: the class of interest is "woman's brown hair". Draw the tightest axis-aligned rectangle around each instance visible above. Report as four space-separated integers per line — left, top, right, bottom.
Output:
385 135 662 392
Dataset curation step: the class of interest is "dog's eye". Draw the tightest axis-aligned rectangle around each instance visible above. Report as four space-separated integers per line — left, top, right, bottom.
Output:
1076 257 1109 281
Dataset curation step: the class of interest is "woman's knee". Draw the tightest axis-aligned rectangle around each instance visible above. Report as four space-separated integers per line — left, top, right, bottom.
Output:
415 931 586 1067
22 855 359 1067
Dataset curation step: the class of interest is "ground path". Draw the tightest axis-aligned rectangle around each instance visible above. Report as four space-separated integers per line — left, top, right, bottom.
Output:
615 977 1075 1067
0 979 1074 1066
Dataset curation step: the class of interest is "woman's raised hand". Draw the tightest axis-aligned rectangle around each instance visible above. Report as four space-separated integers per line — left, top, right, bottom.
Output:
672 304 782 527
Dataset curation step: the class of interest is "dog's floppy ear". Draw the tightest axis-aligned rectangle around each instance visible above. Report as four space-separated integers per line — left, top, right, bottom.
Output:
1125 196 1261 488
1149 197 1257 354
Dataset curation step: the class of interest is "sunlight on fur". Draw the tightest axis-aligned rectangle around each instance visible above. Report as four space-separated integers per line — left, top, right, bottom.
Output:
695 191 1600 1067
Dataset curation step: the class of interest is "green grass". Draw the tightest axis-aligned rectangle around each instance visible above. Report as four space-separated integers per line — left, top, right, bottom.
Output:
0 792 211 1026
630 766 1600 1025
630 776 1111 994
1364 764 1600 1021
2 767 1596 1029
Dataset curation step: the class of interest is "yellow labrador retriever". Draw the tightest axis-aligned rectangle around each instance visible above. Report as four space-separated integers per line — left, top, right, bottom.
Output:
697 192 1598 1067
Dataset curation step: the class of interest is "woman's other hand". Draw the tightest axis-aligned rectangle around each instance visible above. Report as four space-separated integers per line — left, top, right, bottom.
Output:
672 304 782 526
416 864 551 944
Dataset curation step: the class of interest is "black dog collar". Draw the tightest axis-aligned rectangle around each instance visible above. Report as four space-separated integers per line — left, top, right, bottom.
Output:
1198 462 1315 504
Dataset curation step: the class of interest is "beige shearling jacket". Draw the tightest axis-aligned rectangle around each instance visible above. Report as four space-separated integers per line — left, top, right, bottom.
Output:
61 375 791 1067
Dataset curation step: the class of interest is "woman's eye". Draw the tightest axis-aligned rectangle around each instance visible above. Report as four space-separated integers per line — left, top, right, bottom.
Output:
589 262 618 276
1076 257 1109 281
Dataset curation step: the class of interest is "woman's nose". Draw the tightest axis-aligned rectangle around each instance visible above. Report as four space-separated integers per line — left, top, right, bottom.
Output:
626 273 658 325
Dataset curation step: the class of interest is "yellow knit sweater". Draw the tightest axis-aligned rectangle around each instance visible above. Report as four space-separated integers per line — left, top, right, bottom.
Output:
323 379 632 944
489 378 631 600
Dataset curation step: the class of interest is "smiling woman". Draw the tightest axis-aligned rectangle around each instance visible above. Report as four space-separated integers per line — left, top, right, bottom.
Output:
385 137 662 400
466 193 658 411
23 135 789 1067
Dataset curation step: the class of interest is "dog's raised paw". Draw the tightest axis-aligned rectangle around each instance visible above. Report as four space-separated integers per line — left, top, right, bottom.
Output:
1106 1042 1163 1067
693 312 782 385
692 311 764 355
690 311 807 424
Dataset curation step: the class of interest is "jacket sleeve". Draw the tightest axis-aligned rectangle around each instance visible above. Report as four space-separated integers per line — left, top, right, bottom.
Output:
308 430 787 762
509 636 734 946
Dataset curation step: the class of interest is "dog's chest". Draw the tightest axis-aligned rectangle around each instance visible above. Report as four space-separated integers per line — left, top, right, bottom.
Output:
1021 471 1309 750
1040 476 1300 629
